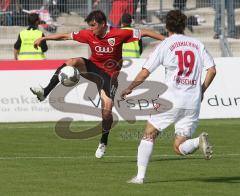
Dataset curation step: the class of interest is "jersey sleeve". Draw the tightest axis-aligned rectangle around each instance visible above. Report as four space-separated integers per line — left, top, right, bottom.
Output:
122 29 141 43
71 30 89 43
202 47 216 70
14 34 21 50
143 42 164 73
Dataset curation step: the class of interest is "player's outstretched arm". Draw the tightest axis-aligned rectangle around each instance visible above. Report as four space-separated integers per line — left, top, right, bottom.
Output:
34 33 72 49
140 29 165 41
121 68 150 99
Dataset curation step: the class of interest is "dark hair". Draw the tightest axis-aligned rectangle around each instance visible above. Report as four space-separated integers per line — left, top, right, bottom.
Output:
166 10 187 34
28 13 40 26
85 10 107 24
121 13 132 26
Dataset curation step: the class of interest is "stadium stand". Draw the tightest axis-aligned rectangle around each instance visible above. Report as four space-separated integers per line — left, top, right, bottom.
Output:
1 0 240 59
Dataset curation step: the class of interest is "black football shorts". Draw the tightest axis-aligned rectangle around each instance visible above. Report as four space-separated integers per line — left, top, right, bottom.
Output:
82 58 118 100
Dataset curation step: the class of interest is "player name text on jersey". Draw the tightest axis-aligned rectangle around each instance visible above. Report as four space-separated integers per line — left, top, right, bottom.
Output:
174 75 197 85
170 41 199 51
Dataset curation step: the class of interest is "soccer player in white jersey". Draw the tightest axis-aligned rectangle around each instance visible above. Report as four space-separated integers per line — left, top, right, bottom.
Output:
121 10 216 184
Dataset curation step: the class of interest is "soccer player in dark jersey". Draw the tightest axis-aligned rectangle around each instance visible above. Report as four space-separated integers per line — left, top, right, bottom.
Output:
30 10 165 158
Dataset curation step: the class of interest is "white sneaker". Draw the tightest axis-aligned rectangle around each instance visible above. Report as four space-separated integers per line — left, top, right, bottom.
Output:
127 176 144 184
199 132 213 160
95 143 106 159
30 86 46 101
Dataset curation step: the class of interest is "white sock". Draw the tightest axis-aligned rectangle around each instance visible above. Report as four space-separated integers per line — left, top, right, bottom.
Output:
178 137 199 155
137 139 154 179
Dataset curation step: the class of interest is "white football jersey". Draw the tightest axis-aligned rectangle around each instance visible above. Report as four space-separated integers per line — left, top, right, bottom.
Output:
143 34 215 109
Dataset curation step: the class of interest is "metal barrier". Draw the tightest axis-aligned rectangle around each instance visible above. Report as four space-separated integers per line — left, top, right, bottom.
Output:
0 0 240 59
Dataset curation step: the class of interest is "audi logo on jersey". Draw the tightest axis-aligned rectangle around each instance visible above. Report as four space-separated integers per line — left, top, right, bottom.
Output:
95 46 114 53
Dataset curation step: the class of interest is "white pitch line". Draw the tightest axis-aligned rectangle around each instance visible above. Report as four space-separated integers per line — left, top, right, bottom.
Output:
0 123 143 130
0 154 240 160
0 124 96 129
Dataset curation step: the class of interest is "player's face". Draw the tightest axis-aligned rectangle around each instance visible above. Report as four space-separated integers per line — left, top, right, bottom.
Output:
88 20 106 36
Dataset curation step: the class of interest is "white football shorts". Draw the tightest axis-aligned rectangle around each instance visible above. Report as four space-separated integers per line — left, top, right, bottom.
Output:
148 107 200 138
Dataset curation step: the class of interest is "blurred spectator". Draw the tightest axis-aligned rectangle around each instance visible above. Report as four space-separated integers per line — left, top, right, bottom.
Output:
173 0 187 11
58 0 68 14
121 13 142 57
93 0 111 17
19 0 30 10
132 0 148 25
0 0 10 11
0 0 11 25
108 0 133 27
213 0 238 39
14 13 48 60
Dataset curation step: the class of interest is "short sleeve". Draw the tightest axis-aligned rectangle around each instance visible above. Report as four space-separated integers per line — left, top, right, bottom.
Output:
14 34 21 50
122 29 141 43
143 43 164 73
202 47 215 70
71 30 89 43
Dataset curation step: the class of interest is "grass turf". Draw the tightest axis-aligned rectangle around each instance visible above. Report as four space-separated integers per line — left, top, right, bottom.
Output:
0 119 240 196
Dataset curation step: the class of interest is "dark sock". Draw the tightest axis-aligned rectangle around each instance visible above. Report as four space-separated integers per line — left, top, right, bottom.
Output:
100 130 110 145
44 63 66 97
101 116 113 145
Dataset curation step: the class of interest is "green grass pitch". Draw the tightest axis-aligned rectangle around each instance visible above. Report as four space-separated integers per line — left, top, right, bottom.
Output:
0 119 240 196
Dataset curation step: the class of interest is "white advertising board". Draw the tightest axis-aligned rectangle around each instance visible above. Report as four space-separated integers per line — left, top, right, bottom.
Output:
0 58 239 122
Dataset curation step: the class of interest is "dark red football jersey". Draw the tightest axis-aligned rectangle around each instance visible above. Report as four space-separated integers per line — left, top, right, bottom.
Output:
72 26 141 77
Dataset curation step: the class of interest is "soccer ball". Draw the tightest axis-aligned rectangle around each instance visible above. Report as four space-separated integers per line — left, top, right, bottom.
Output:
58 66 80 87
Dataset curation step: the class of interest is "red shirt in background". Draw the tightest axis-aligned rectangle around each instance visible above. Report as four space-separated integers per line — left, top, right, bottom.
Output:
72 26 141 77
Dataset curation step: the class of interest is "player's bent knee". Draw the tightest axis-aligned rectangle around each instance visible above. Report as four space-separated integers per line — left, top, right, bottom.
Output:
66 58 83 66
102 110 113 121
143 130 158 141
102 109 112 116
66 58 76 65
